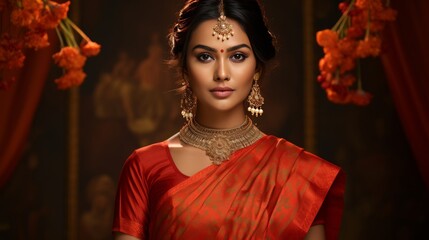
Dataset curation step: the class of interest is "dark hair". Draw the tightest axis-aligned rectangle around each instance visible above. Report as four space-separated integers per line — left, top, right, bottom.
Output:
168 0 276 77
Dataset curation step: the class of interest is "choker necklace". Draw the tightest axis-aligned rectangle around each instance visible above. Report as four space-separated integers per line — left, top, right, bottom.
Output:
179 116 263 165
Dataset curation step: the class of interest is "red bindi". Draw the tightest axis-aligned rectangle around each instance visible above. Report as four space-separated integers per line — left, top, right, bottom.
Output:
220 49 224 53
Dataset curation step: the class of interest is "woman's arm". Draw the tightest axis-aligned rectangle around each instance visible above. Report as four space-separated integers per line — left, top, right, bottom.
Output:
304 225 326 240
114 232 141 240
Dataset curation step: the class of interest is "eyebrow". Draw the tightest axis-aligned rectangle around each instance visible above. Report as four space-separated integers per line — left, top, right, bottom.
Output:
191 44 251 53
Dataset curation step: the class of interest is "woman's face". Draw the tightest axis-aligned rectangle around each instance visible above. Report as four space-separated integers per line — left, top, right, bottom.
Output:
185 19 257 116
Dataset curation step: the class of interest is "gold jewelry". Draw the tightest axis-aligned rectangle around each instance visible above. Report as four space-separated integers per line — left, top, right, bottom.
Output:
247 73 264 117
212 0 234 41
180 85 197 121
179 116 263 165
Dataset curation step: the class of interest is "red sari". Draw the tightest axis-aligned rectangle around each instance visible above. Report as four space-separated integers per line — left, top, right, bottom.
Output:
113 135 345 239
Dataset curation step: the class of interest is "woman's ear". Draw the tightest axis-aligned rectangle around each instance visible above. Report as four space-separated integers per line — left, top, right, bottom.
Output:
255 66 263 77
254 70 263 80
253 72 260 81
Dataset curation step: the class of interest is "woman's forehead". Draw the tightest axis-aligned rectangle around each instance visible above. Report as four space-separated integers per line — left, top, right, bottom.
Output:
188 19 251 51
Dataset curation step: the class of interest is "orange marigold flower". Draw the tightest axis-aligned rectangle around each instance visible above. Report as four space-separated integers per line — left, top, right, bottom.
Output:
0 34 25 70
326 86 352 104
327 47 343 61
355 37 382 58
320 49 343 73
53 46 87 70
340 57 355 73
339 74 356 86
80 41 101 57
37 1 70 29
356 0 383 12
54 69 87 89
47 0 70 19
316 30 338 49
347 26 365 39
338 2 349 13
0 49 25 69
323 46 342 56
11 0 43 27
319 58 330 73
338 38 357 56
24 29 50 50
350 90 372 106
22 0 43 11
319 56 338 73
351 12 367 31
318 72 334 87
321 81 331 89
11 9 36 27
316 0 395 106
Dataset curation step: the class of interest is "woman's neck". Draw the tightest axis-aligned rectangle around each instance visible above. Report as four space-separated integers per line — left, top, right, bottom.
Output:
194 108 247 129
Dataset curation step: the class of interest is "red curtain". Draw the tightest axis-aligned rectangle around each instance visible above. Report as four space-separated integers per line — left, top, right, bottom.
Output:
381 0 429 189
0 47 53 188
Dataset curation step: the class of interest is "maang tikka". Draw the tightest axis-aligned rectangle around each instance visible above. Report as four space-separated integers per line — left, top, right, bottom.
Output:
180 83 197 121
247 73 264 117
212 0 234 41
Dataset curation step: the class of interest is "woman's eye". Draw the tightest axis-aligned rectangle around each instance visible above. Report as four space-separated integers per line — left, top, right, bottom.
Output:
197 53 213 62
230 53 247 62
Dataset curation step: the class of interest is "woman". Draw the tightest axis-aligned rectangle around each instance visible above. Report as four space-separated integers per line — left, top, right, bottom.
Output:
113 0 345 239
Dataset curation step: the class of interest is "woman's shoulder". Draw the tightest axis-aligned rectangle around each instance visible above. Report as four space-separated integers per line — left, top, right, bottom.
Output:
134 141 168 156
125 141 170 167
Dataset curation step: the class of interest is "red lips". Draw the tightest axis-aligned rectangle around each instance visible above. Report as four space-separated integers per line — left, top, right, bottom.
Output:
210 87 234 99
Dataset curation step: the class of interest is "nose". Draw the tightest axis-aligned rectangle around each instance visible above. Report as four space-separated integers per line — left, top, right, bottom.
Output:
214 59 230 81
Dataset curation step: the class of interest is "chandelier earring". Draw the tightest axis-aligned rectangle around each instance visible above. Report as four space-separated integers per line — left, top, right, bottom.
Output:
180 82 197 121
247 72 264 117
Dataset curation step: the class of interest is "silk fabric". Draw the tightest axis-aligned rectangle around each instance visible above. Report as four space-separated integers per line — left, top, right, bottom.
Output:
113 136 345 239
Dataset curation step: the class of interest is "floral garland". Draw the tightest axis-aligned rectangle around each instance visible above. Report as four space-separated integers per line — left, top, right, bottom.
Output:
316 0 396 106
0 0 100 90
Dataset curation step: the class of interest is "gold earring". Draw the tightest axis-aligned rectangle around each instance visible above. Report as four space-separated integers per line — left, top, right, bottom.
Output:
180 84 197 121
247 73 264 117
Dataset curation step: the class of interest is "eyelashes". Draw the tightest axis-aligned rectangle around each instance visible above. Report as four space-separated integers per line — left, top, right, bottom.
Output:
197 53 213 62
230 53 248 62
196 52 249 63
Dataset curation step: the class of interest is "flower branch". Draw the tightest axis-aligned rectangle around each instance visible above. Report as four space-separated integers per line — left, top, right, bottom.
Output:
316 0 396 106
0 0 101 90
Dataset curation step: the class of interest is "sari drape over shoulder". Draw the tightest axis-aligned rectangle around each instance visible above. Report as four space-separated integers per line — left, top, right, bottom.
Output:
113 136 345 240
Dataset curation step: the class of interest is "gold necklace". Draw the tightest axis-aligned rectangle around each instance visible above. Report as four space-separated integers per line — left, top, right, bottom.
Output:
179 116 263 165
